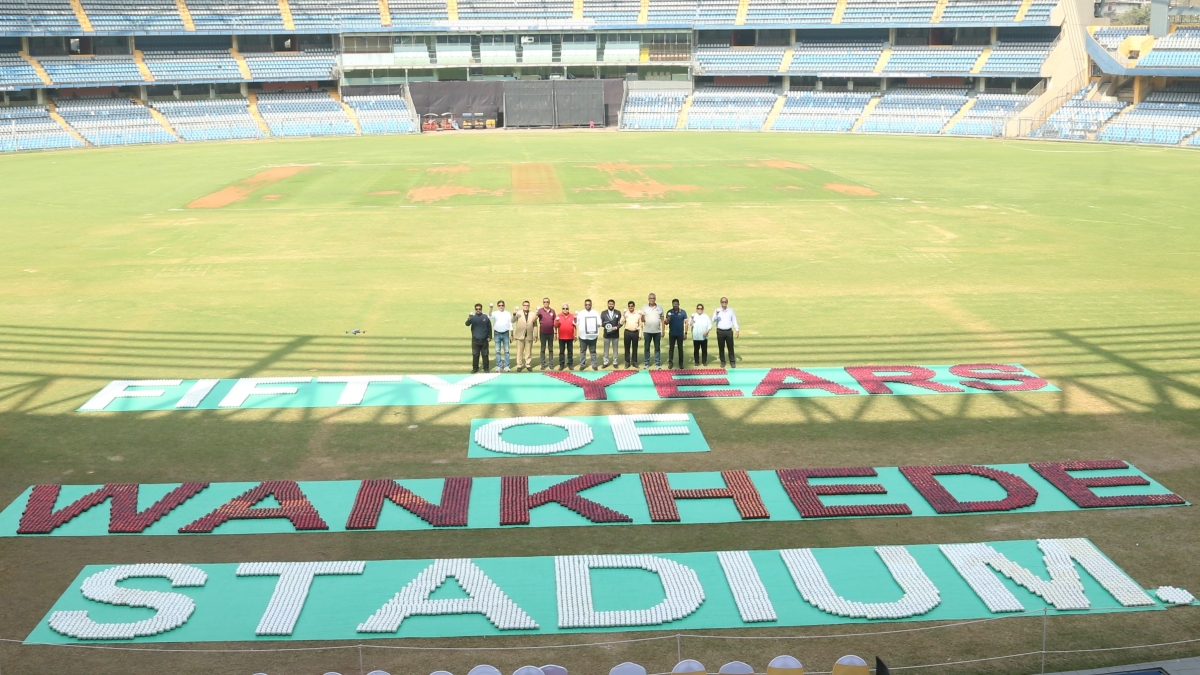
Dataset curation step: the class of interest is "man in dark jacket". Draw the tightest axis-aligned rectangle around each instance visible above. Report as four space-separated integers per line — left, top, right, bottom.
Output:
466 303 492 373
600 299 621 369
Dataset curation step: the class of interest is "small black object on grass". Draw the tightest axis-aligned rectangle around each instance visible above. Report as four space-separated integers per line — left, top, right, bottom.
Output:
345 329 366 335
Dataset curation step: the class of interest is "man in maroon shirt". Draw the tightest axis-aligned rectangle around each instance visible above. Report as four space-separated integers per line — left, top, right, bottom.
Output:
536 297 557 371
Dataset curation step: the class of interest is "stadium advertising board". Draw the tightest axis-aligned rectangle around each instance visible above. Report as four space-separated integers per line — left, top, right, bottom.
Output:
28 539 1196 645
78 364 1057 412
3 461 1183 538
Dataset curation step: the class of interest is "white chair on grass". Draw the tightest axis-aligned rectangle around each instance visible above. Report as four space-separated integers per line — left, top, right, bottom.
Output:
720 662 754 675
470 666 502 675
611 663 648 675
541 665 568 675
673 660 705 674
513 667 545 675
767 656 804 675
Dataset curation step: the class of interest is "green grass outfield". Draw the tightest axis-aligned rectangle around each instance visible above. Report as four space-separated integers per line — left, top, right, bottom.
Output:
0 131 1199 675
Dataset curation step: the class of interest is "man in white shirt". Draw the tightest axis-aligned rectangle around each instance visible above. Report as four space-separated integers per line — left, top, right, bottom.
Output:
688 302 713 366
490 300 514 372
713 296 740 368
641 293 665 369
575 299 602 371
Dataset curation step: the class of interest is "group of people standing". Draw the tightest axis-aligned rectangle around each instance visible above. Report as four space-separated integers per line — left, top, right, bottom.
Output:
465 294 741 373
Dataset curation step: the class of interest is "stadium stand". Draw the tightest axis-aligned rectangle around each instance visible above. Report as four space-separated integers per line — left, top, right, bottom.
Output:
142 49 244 83
0 53 46 87
1019 0 1054 21
0 105 84 151
1092 26 1147 50
150 98 264 141
840 0 935 24
769 90 875 132
858 87 968 134
694 46 785 74
78 0 185 32
288 0 383 30
743 0 837 24
1095 86 1200 145
186 0 284 31
1031 85 1126 140
945 92 1033 135
385 0 446 24
645 0 696 23
883 47 984 74
456 0 573 20
343 94 417 134
38 56 145 86
939 0 1023 23
694 0 738 25
1135 28 1200 68
788 40 884 74
686 86 778 130
977 41 1053 75
0 0 81 33
54 96 178 145
620 89 688 130
583 0 639 24
255 89 356 137
242 49 337 80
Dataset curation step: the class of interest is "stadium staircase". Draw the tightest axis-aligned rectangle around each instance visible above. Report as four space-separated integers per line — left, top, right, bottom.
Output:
1004 0 1091 137
762 95 787 131
931 0 949 21
637 0 648 22
446 0 458 21
874 48 892 72
330 88 363 134
778 48 794 72
1013 0 1035 21
378 0 392 25
231 48 253 79
174 0 196 29
675 94 693 129
246 92 273 136
734 0 749 24
137 98 182 139
970 48 991 73
20 52 52 86
850 95 881 131
940 98 977 132
133 50 155 82
46 102 90 146
1091 104 1131 140
67 0 94 32
276 0 296 30
831 0 848 23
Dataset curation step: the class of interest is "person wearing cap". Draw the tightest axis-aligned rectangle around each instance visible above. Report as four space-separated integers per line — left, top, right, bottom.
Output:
600 299 621 369
465 303 492 373
575 299 601 371
536 297 557 371
688 302 712 366
490 300 513 372
641 292 665 370
621 300 642 369
511 300 538 372
665 298 688 370
555 302 576 371
713 296 740 368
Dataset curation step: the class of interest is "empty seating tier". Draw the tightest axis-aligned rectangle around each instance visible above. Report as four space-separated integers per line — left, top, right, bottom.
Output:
79 0 184 32
620 89 687 130
789 41 884 74
859 87 967 134
55 96 178 146
1092 26 1147 51
939 0 1022 23
840 0 935 23
142 50 244 83
695 46 785 74
0 54 45 87
770 90 874 132
243 50 336 80
946 92 1033 136
884 47 983 74
583 0 639 24
1135 28 1200 68
1030 85 1125 140
744 0 836 24
1095 86 1200 145
0 105 84 151
978 41 1052 75
0 0 81 33
150 98 264 141
456 0 572 20
255 90 356 137
343 94 417 134
686 86 778 130
288 0 383 30
39 56 145 86
186 0 284 31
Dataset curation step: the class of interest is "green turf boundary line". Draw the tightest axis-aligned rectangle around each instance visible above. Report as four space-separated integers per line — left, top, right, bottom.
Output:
1 462 1183 538
77 364 1058 413
26 539 1192 645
